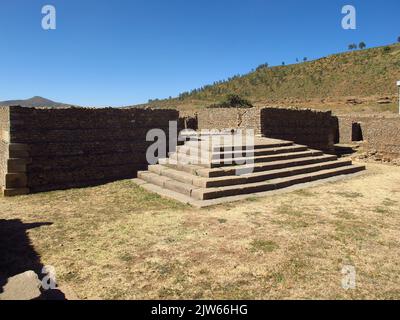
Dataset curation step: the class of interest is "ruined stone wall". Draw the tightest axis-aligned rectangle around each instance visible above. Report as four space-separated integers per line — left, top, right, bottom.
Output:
0 107 10 189
261 107 338 152
196 106 338 151
197 107 262 134
337 114 400 159
3 106 178 194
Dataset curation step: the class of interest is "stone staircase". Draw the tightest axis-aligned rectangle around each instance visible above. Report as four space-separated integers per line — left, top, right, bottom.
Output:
134 135 365 207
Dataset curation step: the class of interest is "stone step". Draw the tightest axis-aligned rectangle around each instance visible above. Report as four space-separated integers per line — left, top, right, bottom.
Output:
137 171 199 197
5 173 28 189
184 140 294 152
135 136 366 206
159 154 338 178
161 160 351 188
173 144 308 159
148 159 352 188
7 158 31 173
168 150 325 168
138 164 365 201
2 187 30 197
157 159 204 175
149 164 199 186
191 164 366 200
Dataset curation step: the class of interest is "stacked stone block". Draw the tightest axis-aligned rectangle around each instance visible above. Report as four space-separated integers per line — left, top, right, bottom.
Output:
261 107 338 152
337 114 400 160
1 106 178 195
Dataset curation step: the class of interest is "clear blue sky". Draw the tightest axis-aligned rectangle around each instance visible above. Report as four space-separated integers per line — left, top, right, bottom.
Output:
1 0 399 106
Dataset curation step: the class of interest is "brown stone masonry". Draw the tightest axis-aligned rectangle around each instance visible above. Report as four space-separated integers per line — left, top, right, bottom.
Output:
1 106 178 195
337 113 400 159
261 107 339 152
197 107 262 134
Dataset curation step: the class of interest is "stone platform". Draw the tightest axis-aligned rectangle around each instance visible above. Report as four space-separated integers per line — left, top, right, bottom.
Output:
133 134 366 207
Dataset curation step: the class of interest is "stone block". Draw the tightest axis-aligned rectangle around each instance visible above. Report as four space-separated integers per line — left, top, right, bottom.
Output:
0 271 41 300
5 173 27 188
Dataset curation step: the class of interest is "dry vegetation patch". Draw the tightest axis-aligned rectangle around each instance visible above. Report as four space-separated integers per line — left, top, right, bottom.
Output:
1 162 399 299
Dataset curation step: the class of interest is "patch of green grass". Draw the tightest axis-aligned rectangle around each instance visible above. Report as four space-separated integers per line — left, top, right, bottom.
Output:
375 206 391 215
293 189 314 197
382 198 398 207
213 281 254 300
250 239 279 253
334 209 357 220
334 220 379 242
107 287 128 300
164 237 177 243
62 271 80 282
269 272 285 284
333 191 364 199
146 261 186 277
272 218 310 229
217 218 227 224
272 204 311 229
199 269 210 275
158 287 182 299
276 204 304 217
119 253 134 262
246 196 259 202
244 211 262 217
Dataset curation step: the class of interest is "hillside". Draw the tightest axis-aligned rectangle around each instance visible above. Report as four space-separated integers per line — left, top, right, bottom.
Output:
142 43 400 113
0 96 73 108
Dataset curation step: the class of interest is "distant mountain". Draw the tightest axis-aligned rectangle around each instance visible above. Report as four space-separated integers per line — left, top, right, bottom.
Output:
0 96 74 108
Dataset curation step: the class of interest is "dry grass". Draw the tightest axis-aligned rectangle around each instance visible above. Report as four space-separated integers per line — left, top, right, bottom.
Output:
1 162 400 300
141 43 400 115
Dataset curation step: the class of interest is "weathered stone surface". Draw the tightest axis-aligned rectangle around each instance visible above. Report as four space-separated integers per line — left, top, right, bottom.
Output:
133 136 365 204
5 173 28 188
338 114 400 161
260 107 338 152
1 106 179 194
197 107 262 135
0 271 41 300
3 187 30 196
1 104 375 198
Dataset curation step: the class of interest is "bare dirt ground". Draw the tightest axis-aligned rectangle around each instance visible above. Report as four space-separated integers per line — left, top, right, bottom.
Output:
1 161 399 300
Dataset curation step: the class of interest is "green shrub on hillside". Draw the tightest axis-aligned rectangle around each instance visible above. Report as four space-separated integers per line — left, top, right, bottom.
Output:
207 94 254 109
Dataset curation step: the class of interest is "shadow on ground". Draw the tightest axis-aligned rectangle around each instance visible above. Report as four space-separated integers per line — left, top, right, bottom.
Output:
334 144 359 157
0 219 67 300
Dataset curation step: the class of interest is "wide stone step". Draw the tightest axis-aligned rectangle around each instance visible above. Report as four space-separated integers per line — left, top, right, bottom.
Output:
173 144 308 160
158 159 204 175
159 154 338 178
137 171 198 196
184 140 294 152
191 164 366 200
149 159 352 188
135 135 367 206
203 159 354 187
149 164 200 186
168 150 325 168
